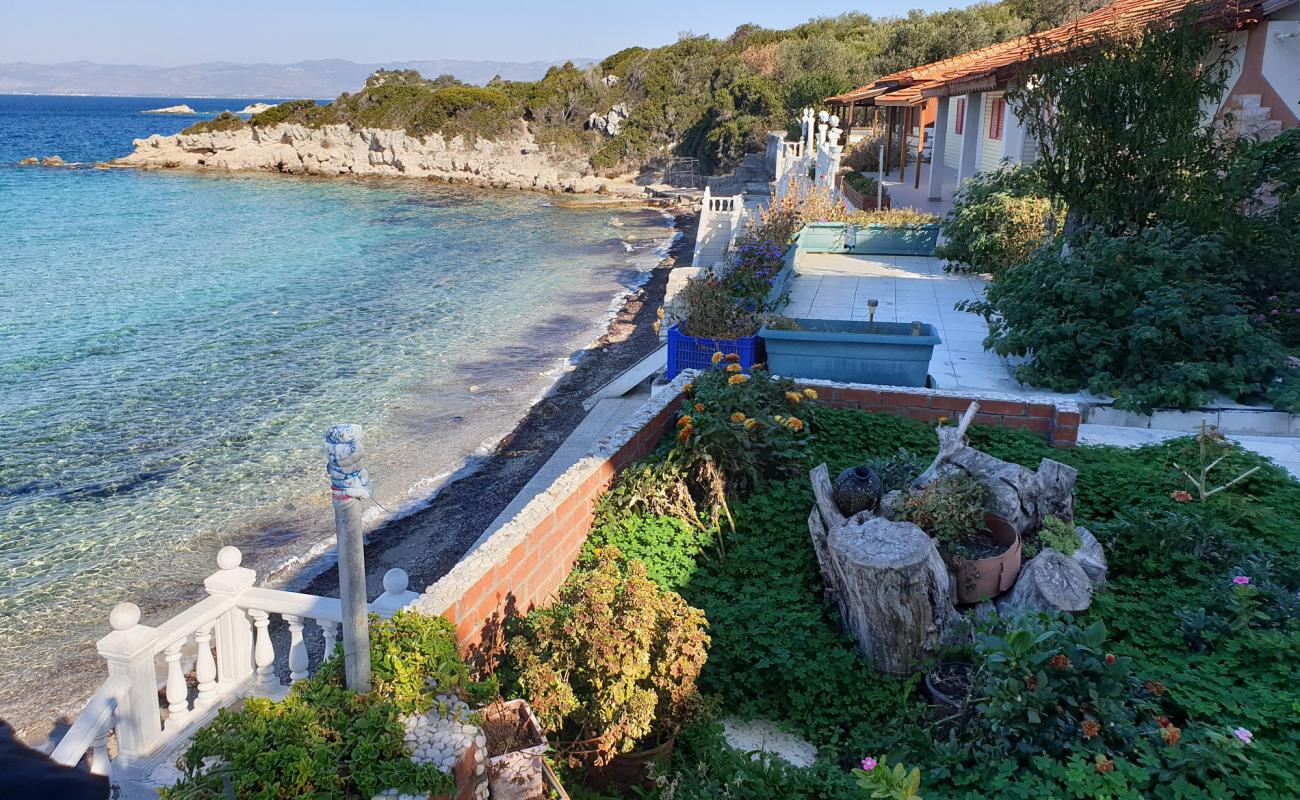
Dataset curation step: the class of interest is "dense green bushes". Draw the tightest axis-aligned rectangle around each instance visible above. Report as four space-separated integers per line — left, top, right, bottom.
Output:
935 164 1056 274
963 222 1278 410
180 111 246 135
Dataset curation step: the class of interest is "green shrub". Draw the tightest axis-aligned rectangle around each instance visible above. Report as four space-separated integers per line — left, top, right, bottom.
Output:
935 164 1056 274
963 223 1280 411
161 611 481 800
180 111 246 135
508 549 709 767
250 99 320 127
901 471 988 549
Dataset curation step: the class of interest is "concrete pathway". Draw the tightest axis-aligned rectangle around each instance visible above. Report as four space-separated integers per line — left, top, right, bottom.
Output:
1079 424 1300 479
785 252 1050 394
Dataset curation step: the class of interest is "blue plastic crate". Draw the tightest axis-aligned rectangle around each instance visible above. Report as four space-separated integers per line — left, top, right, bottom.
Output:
666 325 764 380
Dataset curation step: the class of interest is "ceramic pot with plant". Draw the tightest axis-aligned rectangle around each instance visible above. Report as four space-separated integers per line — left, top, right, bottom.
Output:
903 472 1022 604
924 661 973 710
508 548 709 793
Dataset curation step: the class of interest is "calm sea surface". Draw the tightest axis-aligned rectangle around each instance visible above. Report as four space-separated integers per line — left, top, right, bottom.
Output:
0 95 671 731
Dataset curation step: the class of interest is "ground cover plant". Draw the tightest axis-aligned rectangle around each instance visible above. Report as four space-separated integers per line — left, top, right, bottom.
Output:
161 611 493 800
579 406 1300 799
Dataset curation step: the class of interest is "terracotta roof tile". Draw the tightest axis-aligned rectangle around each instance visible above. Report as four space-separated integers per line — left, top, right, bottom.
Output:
827 0 1259 106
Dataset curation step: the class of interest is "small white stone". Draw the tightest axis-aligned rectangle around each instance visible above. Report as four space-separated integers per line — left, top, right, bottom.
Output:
474 733 486 748
475 763 485 776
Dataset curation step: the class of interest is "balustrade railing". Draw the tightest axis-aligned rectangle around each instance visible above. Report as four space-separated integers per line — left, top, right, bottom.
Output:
693 186 746 267
51 546 419 783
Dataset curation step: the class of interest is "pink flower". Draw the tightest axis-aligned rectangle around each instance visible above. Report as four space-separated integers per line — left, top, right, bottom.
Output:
1234 727 1253 745
1269 295 1279 301
860 756 878 771
1272 309 1281 316
1233 575 1251 585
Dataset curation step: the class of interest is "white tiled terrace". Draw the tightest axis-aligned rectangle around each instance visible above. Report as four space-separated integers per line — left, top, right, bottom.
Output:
784 252 1034 393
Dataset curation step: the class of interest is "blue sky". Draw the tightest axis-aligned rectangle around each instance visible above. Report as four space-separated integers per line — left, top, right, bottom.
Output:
2 0 973 65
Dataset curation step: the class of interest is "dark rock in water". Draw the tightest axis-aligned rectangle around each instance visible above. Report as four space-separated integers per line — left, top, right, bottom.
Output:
833 465 883 516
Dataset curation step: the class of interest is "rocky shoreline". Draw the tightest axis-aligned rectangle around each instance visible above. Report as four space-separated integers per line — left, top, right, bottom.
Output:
112 122 648 196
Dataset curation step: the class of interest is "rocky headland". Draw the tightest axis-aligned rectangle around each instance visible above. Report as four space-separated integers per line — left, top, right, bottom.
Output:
113 122 647 195
142 104 196 114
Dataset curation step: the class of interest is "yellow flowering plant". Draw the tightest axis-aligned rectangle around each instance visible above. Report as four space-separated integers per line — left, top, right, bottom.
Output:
671 363 818 510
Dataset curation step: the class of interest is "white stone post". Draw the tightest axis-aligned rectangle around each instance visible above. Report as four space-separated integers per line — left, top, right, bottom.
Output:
929 97 951 201
96 603 161 763
284 615 309 683
162 638 189 730
369 568 419 618
204 546 255 689
957 92 984 183
326 423 373 693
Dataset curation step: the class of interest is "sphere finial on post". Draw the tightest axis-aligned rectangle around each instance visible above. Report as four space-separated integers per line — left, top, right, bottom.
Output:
216 546 242 570
382 568 408 596
109 602 141 631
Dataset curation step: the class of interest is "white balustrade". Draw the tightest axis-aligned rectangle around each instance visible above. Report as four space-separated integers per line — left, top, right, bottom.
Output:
51 545 420 781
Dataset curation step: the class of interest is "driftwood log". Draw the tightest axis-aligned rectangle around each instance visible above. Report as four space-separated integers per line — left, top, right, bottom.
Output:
915 402 1078 537
1074 526 1107 586
995 549 1093 615
810 465 962 674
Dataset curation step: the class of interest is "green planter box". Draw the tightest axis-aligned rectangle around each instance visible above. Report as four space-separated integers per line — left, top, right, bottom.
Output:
797 221 940 257
760 319 941 387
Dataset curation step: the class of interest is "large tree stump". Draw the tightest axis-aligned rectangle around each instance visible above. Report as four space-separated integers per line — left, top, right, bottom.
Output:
824 517 963 673
995 549 1093 615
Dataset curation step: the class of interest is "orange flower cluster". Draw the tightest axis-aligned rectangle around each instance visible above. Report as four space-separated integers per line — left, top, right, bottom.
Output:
786 417 804 432
1025 676 1038 690
1145 680 1167 697
1094 755 1115 775
728 374 749 385
730 412 747 423
1049 654 1071 670
695 403 705 412
743 418 757 430
802 388 817 399
726 364 743 373
1160 724 1182 746
725 353 740 363
1081 719 1101 739
785 391 803 404
710 351 724 365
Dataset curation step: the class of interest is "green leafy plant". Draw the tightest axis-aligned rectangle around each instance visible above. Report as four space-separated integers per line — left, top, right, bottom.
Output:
853 755 923 799
508 548 710 767
901 471 987 548
1037 515 1081 556
161 611 480 800
180 111 247 135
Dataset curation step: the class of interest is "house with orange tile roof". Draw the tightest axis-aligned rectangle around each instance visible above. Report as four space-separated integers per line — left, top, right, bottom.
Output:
825 0 1299 204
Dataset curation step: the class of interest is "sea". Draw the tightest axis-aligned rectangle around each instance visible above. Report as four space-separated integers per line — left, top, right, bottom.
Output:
0 95 673 734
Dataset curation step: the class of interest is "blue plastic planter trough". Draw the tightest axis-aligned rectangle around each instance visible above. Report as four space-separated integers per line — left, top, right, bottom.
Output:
666 325 764 380
798 221 940 257
759 319 941 387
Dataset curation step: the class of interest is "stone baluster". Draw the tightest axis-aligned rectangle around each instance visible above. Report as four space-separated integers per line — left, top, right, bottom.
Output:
96 602 161 763
193 621 217 709
162 637 189 730
90 728 111 778
317 618 339 661
284 615 309 683
247 608 277 696
203 546 256 690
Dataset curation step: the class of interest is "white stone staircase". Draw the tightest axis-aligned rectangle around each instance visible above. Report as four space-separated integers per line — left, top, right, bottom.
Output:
1222 94 1284 140
692 187 743 268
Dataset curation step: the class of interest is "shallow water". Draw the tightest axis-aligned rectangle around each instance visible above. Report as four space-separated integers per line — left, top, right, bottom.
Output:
0 95 671 732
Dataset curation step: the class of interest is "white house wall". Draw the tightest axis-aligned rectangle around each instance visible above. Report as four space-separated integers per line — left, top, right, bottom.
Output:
1262 20 1300 122
979 92 1006 173
944 98 964 167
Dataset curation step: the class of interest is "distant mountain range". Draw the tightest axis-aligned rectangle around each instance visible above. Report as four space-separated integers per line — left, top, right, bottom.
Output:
0 58 596 98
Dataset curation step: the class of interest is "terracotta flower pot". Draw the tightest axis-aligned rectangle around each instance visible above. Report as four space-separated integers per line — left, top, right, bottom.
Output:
563 735 675 794
484 699 548 800
943 513 1022 604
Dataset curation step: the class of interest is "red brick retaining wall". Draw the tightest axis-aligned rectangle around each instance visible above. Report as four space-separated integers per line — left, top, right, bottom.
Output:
415 377 1079 657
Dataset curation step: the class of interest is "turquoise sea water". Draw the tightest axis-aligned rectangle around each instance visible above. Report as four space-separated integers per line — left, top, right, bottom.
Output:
0 96 670 729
